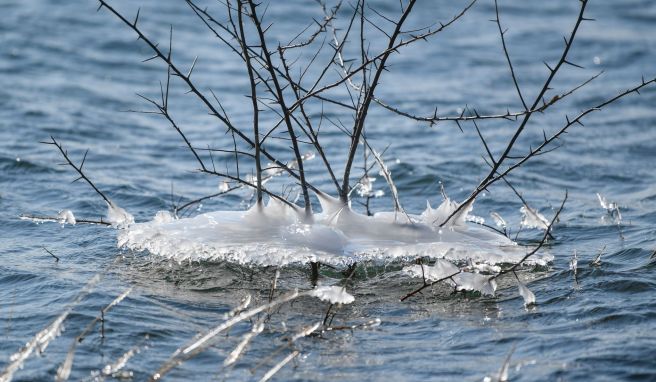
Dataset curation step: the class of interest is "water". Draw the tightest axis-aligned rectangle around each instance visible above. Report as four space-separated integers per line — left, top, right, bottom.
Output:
2 0 656 380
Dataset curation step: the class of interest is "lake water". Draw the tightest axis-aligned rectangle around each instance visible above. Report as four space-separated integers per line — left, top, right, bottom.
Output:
1 0 655 381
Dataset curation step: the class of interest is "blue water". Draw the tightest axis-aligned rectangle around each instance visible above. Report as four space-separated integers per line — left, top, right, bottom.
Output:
2 0 656 380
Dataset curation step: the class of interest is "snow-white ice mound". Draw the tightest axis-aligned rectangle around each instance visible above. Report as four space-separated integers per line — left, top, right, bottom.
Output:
118 192 553 268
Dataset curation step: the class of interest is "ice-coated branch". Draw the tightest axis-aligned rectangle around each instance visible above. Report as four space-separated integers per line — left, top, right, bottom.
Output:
20 214 111 226
150 290 302 381
1 274 101 382
56 288 132 381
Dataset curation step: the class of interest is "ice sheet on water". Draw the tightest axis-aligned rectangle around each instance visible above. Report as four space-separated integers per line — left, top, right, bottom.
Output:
118 191 553 269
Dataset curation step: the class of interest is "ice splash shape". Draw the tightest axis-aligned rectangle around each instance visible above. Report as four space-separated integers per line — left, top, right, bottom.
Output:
308 286 355 305
107 200 134 228
517 279 535 307
421 195 474 228
596 192 622 222
57 209 76 225
520 205 549 230
118 191 553 268
490 212 507 231
596 192 617 211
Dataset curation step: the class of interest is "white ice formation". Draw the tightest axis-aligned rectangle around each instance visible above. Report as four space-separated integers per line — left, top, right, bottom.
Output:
57 209 76 225
107 200 134 228
519 205 550 230
308 285 355 305
517 279 536 307
117 191 553 274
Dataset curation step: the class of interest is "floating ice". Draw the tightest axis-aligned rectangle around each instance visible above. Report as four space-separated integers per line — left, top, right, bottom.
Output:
117 191 552 269
57 209 76 225
308 286 354 305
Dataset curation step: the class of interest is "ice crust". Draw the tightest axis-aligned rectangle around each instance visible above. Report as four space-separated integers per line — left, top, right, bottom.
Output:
308 286 355 305
118 192 553 270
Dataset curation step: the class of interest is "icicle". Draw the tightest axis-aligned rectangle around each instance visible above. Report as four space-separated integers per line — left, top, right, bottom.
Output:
517 279 536 307
569 251 578 276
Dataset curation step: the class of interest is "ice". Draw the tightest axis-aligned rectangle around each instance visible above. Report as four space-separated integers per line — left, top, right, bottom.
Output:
153 211 175 224
117 191 553 269
490 212 507 230
403 260 460 282
106 200 134 228
453 272 497 296
596 192 622 222
596 193 616 210
57 209 76 225
308 285 354 304
520 205 549 230
517 279 536 307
